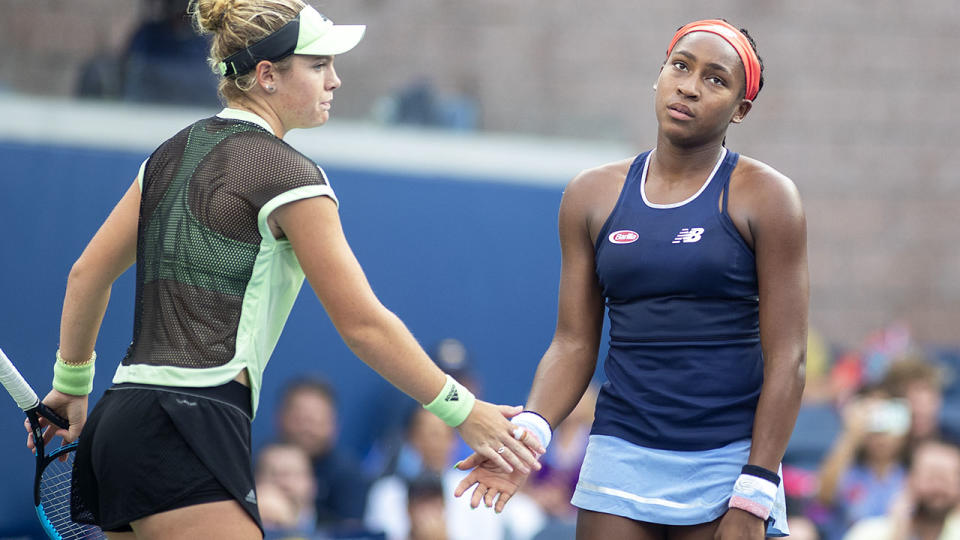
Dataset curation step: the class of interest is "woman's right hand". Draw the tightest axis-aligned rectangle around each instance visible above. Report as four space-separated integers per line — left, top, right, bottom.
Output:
25 389 88 451
455 400 544 474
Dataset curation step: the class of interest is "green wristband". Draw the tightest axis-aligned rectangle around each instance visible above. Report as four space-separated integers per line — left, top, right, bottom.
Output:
52 349 96 396
423 374 476 427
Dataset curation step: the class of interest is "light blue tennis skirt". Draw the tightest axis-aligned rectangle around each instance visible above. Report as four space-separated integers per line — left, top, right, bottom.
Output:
571 435 788 536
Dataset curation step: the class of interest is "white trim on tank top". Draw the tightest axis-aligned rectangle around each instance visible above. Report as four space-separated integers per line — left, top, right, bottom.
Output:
639 147 728 209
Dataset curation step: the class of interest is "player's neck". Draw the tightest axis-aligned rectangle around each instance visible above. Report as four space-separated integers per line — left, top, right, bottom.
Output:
650 143 724 184
227 98 286 139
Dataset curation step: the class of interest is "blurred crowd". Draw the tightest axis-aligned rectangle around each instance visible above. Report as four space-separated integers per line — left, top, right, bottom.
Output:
252 324 960 540
783 323 960 540
257 337 594 540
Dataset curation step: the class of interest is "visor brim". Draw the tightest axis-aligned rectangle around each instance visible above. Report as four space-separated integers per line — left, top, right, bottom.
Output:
295 25 366 57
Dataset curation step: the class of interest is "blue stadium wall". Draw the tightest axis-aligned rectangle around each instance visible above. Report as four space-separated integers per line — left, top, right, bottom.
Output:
0 115 619 535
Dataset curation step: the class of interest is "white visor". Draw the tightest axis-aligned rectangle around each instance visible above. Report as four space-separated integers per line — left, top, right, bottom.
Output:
294 6 366 57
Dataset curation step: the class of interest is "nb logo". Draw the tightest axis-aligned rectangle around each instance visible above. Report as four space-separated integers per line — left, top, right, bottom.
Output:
672 227 704 244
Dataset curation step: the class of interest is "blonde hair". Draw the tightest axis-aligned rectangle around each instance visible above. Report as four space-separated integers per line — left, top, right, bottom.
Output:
190 0 306 101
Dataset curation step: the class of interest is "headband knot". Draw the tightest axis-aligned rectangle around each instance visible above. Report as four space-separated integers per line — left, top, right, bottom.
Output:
666 20 760 101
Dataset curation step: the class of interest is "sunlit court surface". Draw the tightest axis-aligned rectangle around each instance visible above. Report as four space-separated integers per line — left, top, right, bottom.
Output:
1 1 959 539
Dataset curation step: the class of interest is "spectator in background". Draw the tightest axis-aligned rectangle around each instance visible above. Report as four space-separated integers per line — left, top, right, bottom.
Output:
881 355 953 451
364 338 480 479
79 0 219 105
406 474 449 540
365 407 457 539
257 482 302 536
255 442 317 537
817 386 910 538
122 0 219 106
843 439 960 540
276 378 371 533
365 407 545 540
787 515 823 540
371 78 479 131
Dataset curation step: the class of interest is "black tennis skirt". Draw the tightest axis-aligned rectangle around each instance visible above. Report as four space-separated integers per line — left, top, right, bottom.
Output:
71 380 261 533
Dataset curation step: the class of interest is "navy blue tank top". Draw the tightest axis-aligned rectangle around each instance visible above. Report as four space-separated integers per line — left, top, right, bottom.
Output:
591 149 762 451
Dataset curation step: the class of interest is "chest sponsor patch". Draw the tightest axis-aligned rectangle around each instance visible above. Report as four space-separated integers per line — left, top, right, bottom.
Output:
608 230 639 244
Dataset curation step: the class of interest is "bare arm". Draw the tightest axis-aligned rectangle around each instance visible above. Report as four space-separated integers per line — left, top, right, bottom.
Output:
740 164 809 471
525 172 606 428
59 179 140 363
28 179 140 447
273 196 445 402
717 161 808 538
273 195 537 473
455 169 610 511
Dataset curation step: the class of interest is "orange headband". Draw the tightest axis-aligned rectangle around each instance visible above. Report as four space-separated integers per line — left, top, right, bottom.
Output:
666 20 761 101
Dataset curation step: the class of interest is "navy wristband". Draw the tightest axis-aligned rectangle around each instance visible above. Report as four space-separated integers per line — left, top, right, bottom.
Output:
525 410 554 432
741 464 780 487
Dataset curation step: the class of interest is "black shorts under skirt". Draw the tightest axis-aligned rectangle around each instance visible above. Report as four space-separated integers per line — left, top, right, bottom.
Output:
71 380 261 533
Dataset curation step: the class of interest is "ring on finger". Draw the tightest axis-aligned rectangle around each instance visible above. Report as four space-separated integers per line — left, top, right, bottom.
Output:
496 446 506 454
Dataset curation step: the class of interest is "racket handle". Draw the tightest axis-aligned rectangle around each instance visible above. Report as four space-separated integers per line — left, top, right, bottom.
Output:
38 402 70 430
0 347 40 411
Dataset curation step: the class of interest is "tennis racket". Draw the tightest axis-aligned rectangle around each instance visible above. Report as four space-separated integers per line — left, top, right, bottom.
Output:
0 347 105 540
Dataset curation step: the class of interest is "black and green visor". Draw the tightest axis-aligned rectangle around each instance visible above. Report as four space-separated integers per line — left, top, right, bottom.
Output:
217 5 365 77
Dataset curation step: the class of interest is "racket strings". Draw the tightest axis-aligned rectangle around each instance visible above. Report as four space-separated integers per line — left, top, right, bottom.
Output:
39 453 105 539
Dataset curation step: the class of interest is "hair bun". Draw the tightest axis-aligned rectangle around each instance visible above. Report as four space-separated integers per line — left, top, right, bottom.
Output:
192 0 235 34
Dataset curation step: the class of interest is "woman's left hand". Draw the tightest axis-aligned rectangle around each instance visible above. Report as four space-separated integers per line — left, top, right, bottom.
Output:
714 508 765 540
455 400 543 474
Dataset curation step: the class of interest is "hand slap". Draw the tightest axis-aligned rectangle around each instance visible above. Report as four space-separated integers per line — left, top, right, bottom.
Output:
455 400 542 475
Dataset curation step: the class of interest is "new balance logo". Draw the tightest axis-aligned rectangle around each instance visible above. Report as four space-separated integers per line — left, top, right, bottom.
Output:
445 387 459 402
672 227 704 243
245 489 257 504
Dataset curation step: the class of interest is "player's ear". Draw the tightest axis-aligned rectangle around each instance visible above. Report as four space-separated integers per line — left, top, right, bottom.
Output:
255 60 280 93
730 100 752 124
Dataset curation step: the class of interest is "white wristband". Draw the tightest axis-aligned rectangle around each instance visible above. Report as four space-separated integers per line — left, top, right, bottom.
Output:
510 411 552 449
728 473 778 520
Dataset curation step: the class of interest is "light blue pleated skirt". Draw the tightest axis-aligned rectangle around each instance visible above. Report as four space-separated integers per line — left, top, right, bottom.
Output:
571 435 788 536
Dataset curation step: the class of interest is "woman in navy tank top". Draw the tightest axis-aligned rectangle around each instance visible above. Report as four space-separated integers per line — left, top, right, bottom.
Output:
455 19 808 540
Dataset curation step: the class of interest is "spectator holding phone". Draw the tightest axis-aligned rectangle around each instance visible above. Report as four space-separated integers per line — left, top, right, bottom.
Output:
881 355 952 453
818 387 911 538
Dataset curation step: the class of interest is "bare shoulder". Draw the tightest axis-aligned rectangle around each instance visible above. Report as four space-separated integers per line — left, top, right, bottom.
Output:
561 157 635 239
732 155 802 211
567 157 634 190
563 158 634 215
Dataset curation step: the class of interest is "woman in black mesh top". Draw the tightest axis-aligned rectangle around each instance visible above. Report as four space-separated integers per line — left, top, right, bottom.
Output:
26 0 542 537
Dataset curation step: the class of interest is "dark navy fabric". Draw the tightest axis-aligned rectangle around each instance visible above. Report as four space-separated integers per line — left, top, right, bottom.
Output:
591 149 762 451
